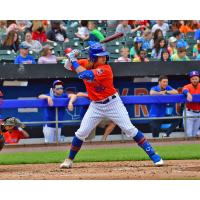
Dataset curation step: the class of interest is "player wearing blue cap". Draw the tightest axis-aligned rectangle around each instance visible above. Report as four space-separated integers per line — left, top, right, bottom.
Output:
182 71 200 137
38 80 77 143
60 41 164 168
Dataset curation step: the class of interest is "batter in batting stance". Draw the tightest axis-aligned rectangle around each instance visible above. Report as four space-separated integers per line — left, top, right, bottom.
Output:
60 42 164 168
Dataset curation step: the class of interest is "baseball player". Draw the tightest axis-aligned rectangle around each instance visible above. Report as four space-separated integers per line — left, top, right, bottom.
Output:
60 42 164 168
182 71 200 137
38 80 77 143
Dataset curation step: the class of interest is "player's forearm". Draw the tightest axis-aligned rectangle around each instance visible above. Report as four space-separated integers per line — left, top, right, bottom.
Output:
150 90 162 95
167 90 178 94
18 128 29 138
38 94 49 99
68 94 77 104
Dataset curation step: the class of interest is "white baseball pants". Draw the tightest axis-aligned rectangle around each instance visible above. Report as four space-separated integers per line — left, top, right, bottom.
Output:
75 94 138 141
183 109 200 137
43 125 61 143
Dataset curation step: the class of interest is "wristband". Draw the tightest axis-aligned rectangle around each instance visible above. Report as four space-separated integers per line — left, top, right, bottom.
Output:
183 89 189 96
71 61 80 70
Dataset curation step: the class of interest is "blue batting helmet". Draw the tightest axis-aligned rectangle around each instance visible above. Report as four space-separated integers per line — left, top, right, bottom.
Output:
88 41 109 62
189 70 199 78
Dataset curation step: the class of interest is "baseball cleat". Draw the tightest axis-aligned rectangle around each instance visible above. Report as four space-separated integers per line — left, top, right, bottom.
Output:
150 154 164 166
60 159 73 169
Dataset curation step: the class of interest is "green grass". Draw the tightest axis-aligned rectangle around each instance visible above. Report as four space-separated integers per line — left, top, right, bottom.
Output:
0 144 200 165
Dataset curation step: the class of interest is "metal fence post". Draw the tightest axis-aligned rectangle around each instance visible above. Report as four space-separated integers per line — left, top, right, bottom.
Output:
55 107 59 144
183 103 187 137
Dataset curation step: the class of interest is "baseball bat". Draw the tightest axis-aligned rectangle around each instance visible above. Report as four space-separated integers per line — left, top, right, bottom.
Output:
82 32 124 51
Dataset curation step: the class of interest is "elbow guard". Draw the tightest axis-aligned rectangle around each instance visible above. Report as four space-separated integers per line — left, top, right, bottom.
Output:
183 89 189 96
78 70 94 80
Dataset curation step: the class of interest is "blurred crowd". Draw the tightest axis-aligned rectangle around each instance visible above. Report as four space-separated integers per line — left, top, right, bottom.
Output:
0 20 200 64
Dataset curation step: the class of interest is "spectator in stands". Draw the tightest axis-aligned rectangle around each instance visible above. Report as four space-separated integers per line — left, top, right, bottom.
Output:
115 47 131 62
193 40 200 58
194 28 200 41
151 20 169 37
171 20 182 32
38 45 65 64
142 29 152 50
107 20 119 28
16 20 32 32
149 75 179 137
130 37 143 59
32 20 48 43
38 80 77 143
87 21 105 42
150 29 164 49
14 44 36 64
173 30 188 47
1 117 29 144
6 20 26 34
2 30 19 52
0 20 7 36
171 41 190 61
151 37 167 60
179 20 198 35
75 20 89 41
133 48 149 62
21 31 42 53
160 49 171 61
47 21 69 43
115 20 144 37
167 36 177 56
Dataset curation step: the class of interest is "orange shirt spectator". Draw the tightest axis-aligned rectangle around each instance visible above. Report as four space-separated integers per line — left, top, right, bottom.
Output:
4 128 29 144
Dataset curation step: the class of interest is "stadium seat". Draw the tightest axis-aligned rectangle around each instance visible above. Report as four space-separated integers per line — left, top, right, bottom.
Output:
0 50 16 63
186 32 195 39
29 50 39 59
106 46 122 54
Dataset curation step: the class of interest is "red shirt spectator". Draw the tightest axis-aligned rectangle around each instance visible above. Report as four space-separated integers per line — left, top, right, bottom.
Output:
32 20 48 43
32 31 47 43
3 128 29 144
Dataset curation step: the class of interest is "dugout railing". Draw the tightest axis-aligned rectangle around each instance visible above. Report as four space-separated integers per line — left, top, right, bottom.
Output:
1 94 200 143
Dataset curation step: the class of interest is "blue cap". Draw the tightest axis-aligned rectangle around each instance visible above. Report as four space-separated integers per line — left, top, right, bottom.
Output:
189 71 199 78
53 80 63 87
176 40 187 48
19 43 30 49
134 37 143 43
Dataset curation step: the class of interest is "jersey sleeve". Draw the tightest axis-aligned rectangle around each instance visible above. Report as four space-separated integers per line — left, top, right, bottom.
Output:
182 85 189 92
166 85 174 91
150 86 159 92
92 66 112 81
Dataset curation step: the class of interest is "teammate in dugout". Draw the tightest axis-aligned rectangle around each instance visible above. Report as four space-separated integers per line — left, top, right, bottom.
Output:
38 80 77 143
60 42 164 168
182 71 200 137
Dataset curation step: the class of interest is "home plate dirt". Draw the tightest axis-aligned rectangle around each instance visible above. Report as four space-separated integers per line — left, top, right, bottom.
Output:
0 160 200 180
